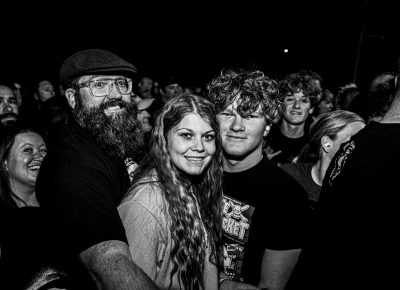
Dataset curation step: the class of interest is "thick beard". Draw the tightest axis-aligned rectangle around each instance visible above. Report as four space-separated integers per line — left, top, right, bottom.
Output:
73 95 144 160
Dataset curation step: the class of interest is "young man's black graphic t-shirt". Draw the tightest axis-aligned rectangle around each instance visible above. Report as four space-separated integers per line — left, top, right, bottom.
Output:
221 157 309 285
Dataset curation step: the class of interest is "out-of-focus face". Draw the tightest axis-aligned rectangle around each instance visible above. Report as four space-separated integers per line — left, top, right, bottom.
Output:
167 113 216 176
13 82 23 107
218 98 268 160
137 109 152 133
6 132 47 188
37 80 56 102
312 79 322 102
317 96 334 115
0 85 19 127
138 77 154 97
161 83 182 102
282 90 313 125
328 121 365 159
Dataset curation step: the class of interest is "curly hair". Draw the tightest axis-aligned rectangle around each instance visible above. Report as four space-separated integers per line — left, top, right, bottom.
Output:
129 94 223 289
207 69 283 124
278 72 321 107
297 110 365 163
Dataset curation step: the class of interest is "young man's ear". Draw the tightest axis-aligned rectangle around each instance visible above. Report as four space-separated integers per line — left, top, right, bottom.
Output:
321 135 332 153
263 125 271 137
309 106 314 115
65 88 76 109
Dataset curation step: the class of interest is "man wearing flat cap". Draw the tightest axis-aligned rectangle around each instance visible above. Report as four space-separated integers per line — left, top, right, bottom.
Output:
36 49 157 289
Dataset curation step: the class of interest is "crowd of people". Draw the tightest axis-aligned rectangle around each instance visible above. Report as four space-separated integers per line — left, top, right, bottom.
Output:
0 48 399 290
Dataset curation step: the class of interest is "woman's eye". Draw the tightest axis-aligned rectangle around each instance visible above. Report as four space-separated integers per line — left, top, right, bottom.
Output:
180 133 192 139
23 148 33 153
204 134 215 141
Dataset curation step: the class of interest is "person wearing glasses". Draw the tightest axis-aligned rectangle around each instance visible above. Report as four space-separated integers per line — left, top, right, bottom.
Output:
35 49 157 290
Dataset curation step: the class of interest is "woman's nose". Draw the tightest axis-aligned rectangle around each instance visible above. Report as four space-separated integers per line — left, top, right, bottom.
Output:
191 137 205 151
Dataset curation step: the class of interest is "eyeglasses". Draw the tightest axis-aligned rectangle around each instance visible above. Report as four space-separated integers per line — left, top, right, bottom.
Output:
75 78 133 97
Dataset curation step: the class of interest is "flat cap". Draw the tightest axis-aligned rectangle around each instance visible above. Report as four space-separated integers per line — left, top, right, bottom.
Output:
60 49 137 88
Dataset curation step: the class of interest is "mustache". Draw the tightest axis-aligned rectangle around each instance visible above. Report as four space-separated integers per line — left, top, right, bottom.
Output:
0 112 18 120
100 99 129 111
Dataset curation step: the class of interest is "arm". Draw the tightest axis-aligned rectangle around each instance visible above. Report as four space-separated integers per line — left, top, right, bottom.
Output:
219 271 260 289
258 248 301 290
79 240 158 290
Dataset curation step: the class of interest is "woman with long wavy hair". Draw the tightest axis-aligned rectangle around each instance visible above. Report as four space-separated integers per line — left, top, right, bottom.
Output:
118 94 223 289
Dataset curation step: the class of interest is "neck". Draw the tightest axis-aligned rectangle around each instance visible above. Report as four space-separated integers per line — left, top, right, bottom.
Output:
10 181 39 207
280 121 305 138
311 158 329 186
223 148 263 173
381 98 400 123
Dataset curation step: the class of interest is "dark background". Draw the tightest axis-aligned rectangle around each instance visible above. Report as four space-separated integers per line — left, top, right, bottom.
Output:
1 0 399 93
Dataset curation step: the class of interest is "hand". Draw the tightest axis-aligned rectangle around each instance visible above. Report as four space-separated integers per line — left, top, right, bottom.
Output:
264 146 282 160
219 279 261 290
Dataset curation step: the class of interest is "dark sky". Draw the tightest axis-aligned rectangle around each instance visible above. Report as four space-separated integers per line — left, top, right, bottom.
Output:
1 0 399 92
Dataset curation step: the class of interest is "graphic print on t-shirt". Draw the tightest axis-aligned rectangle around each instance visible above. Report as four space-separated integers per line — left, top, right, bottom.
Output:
328 140 355 186
222 195 255 281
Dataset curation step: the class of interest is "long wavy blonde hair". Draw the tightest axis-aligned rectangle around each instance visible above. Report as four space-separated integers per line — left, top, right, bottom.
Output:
129 94 223 289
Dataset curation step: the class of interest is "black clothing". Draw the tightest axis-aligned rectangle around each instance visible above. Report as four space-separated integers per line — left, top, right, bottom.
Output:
280 162 321 290
266 124 309 165
35 96 70 149
303 121 400 289
36 119 131 287
0 207 70 289
280 162 320 210
221 157 309 285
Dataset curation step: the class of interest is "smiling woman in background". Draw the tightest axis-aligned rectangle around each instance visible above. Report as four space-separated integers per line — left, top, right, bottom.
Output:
0 127 69 289
118 94 223 289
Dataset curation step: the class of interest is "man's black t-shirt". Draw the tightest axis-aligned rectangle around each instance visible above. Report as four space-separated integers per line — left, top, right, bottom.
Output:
36 119 131 284
221 157 309 285
266 124 309 165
